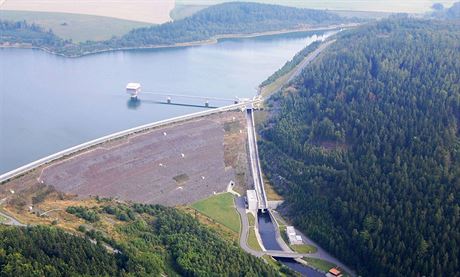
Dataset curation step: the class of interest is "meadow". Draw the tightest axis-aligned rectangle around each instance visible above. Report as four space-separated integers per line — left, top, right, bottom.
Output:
0 10 152 42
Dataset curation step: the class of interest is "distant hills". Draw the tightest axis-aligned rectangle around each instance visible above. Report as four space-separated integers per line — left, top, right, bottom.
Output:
431 1 460 19
0 2 351 57
120 2 344 47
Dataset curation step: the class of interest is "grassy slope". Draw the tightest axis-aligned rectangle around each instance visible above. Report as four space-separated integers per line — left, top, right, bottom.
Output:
291 244 317 254
191 193 241 233
247 212 255 226
248 227 263 251
0 10 152 42
303 257 336 272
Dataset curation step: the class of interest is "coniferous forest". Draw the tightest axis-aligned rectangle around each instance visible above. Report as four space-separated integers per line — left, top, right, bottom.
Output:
260 18 460 276
0 205 278 276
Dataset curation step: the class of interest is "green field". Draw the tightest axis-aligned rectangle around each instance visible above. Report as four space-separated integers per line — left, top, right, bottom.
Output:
0 10 152 42
303 257 337 272
278 225 317 253
291 244 317 254
279 225 289 244
247 212 255 226
0 215 6 223
248 227 262 251
191 193 240 233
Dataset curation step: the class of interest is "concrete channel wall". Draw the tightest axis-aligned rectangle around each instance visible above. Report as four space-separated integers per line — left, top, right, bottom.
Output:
0 101 253 184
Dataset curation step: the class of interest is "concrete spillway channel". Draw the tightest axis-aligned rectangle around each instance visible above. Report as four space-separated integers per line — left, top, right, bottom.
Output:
245 107 268 211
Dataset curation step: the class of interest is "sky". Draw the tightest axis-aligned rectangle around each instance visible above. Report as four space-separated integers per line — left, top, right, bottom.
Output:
175 0 457 13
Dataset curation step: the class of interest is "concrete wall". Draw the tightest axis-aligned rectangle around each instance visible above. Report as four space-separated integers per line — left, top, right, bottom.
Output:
267 200 284 209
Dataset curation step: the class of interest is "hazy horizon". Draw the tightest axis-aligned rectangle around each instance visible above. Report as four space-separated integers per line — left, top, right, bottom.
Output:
176 0 457 13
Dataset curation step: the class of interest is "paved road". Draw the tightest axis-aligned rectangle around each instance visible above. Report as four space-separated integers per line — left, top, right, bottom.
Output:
262 39 336 97
286 39 336 84
271 210 355 275
235 196 313 259
235 196 264 257
0 210 25 226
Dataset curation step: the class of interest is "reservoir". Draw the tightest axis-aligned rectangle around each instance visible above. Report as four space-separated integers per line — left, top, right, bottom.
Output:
0 30 331 174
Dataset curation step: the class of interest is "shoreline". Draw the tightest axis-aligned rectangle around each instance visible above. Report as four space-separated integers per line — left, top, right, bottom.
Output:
0 23 359 58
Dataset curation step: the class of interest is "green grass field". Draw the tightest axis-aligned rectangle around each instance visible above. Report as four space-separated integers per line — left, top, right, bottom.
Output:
0 215 6 223
303 257 337 272
191 193 241 233
248 227 262 251
279 225 289 244
0 10 152 42
279 225 317 253
247 212 255 226
291 244 317 254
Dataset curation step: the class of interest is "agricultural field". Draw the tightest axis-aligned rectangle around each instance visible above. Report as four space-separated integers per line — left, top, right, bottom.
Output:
191 192 240 233
0 10 152 42
175 0 456 13
0 0 174 23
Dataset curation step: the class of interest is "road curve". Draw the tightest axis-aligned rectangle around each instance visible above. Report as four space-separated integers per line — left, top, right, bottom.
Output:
235 196 264 257
0 210 25 227
235 196 308 259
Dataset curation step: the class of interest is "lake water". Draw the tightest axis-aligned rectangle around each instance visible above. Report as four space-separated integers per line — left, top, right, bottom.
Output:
0 30 332 174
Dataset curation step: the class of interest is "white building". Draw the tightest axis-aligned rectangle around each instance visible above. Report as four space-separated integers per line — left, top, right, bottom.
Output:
246 190 258 211
286 226 303 245
126 83 141 98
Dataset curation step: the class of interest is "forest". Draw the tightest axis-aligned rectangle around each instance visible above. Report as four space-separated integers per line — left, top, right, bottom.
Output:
260 40 321 87
0 204 281 276
260 18 460 276
117 2 343 47
0 2 348 57
431 2 460 19
0 20 66 47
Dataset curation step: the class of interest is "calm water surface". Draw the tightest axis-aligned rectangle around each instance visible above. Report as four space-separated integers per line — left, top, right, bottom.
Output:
257 212 324 277
0 31 332 174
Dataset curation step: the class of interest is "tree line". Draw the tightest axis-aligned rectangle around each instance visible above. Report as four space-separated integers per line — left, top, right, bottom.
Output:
0 2 350 57
0 203 285 276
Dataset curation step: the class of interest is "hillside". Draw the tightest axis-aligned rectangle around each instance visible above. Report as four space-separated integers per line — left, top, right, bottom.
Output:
0 203 280 276
433 1 460 19
119 2 343 47
260 19 460 276
0 2 349 57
